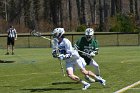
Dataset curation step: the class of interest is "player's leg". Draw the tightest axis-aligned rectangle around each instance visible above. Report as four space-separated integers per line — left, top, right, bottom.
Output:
89 59 106 85
6 37 10 55
89 59 100 76
77 57 106 86
11 37 15 55
85 75 95 83
81 66 106 86
66 62 90 90
83 58 95 82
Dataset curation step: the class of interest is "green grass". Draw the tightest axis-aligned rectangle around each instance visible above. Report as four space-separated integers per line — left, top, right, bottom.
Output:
0 46 140 93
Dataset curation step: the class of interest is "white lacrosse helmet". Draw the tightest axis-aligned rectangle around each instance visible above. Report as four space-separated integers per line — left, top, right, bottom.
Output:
52 28 65 38
85 28 94 41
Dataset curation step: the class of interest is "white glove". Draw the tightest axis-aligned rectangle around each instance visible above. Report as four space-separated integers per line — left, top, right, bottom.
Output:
58 54 66 60
65 54 72 59
88 52 95 58
58 54 72 60
93 51 98 55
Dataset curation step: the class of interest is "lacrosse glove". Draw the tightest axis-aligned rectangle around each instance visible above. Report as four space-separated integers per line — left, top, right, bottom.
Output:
58 54 72 60
58 54 65 60
87 52 95 58
52 50 58 58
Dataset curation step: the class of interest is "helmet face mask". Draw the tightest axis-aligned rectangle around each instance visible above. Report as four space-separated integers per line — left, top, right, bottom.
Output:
85 28 94 41
53 33 59 38
86 35 93 41
85 35 93 41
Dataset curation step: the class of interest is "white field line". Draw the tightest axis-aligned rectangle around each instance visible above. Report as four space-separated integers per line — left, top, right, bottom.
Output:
114 80 140 93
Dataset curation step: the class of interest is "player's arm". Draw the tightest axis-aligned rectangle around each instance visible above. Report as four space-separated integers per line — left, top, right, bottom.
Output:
52 39 59 58
14 29 17 40
94 39 99 55
64 39 73 58
58 39 73 60
84 39 99 59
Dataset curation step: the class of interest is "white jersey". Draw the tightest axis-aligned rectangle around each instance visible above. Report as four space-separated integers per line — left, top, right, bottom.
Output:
52 38 86 69
7 28 17 38
53 38 79 62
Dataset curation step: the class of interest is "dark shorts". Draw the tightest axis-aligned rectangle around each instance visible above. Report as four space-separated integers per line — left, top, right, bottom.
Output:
7 37 15 45
81 55 91 65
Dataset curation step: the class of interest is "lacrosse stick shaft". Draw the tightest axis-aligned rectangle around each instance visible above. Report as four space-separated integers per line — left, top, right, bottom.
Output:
76 49 91 56
74 44 92 56
56 48 65 77
31 30 52 41
59 59 65 77
41 36 51 41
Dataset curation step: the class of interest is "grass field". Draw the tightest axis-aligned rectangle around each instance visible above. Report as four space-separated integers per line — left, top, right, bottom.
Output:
0 46 140 93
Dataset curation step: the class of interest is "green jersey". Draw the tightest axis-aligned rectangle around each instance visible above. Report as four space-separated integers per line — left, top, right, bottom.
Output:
76 36 99 65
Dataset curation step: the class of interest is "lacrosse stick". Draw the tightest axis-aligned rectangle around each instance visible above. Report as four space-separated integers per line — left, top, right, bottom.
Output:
31 30 65 76
59 58 65 77
30 30 56 47
74 44 92 56
55 45 66 77
31 30 51 41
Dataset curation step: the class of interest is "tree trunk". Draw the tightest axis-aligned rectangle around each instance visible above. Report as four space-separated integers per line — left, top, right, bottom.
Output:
69 0 79 31
60 0 70 30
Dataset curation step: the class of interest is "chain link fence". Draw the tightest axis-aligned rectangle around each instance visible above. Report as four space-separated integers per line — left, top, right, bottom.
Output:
0 32 140 49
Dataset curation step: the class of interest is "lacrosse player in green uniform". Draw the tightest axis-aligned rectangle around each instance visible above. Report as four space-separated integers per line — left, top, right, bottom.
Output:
75 28 106 85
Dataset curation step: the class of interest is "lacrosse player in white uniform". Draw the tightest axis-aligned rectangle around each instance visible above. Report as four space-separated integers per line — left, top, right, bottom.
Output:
51 28 106 90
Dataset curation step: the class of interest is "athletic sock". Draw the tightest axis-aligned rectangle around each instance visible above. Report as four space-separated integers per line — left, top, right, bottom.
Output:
80 79 88 85
94 75 101 80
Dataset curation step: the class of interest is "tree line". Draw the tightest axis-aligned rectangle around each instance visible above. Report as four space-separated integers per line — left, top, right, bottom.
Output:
0 0 140 33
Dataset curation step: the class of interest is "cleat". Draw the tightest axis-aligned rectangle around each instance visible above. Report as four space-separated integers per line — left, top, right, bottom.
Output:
99 79 106 86
82 83 90 90
98 76 106 86
85 76 95 83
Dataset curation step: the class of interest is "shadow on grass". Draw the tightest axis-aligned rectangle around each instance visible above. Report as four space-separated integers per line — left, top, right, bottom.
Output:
0 85 19 87
21 81 79 92
52 81 79 85
0 60 15 63
21 87 75 92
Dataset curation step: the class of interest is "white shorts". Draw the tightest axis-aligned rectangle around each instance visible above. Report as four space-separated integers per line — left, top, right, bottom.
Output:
66 57 86 71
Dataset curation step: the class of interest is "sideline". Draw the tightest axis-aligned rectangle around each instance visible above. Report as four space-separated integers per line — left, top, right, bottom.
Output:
114 80 140 93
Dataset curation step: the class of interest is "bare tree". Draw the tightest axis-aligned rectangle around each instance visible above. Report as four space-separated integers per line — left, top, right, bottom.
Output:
69 0 79 31
0 0 140 32
61 0 70 30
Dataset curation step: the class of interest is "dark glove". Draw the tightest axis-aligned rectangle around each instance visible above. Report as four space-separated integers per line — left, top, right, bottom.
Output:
52 50 58 58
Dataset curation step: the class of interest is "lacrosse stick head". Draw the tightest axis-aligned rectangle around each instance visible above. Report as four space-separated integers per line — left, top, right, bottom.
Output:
30 30 41 37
